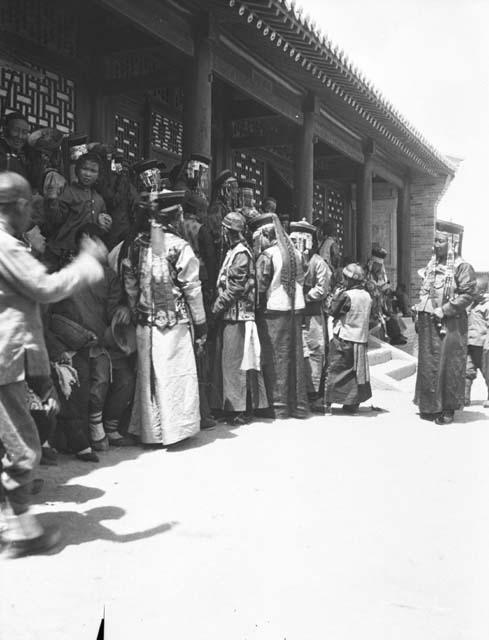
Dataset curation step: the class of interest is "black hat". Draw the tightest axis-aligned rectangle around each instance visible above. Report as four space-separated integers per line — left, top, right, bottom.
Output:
4 110 28 126
213 169 235 190
153 189 186 213
263 196 277 205
189 153 211 165
372 246 388 259
156 160 167 171
238 179 256 190
133 159 159 176
289 218 316 235
248 212 275 234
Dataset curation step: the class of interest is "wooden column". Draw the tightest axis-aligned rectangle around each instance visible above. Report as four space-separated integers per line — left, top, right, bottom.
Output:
397 181 411 294
294 95 316 222
356 151 373 264
186 33 213 160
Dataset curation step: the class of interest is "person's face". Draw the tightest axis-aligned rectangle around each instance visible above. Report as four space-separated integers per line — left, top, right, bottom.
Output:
434 232 449 259
11 196 33 235
78 160 99 187
25 225 46 255
6 119 29 151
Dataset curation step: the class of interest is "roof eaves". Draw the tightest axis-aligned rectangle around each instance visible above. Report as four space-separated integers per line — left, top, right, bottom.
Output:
227 0 456 176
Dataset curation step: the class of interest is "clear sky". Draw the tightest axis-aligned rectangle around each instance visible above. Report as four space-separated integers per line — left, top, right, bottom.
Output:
299 0 489 270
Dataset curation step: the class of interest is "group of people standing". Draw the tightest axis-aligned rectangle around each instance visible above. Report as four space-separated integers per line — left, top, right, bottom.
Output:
0 109 486 558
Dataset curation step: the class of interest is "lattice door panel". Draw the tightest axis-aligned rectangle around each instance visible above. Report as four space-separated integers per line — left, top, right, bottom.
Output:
327 187 345 255
114 114 141 162
0 66 75 134
150 112 183 157
233 151 265 205
313 182 326 221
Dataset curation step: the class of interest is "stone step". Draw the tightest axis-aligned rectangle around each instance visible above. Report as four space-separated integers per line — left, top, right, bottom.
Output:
367 346 392 366
371 358 417 381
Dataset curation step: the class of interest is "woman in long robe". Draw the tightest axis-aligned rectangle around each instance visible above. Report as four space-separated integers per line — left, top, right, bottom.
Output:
251 213 308 419
414 230 476 424
210 212 268 424
122 192 207 445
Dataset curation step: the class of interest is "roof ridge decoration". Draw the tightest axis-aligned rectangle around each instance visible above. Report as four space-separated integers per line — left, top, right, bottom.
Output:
226 0 455 175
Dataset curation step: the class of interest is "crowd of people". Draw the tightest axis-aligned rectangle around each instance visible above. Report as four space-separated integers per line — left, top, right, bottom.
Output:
0 109 487 557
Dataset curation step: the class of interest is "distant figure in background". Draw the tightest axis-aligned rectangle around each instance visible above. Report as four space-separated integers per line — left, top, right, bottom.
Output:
394 282 411 316
414 228 476 425
0 111 30 180
325 263 372 414
208 169 238 259
317 219 341 272
464 277 489 407
262 196 277 214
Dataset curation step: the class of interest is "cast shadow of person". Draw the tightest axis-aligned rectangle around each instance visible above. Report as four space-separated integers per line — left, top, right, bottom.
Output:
34 506 177 555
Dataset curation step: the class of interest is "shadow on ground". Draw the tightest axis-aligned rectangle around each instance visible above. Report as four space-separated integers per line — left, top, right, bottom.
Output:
31 506 177 555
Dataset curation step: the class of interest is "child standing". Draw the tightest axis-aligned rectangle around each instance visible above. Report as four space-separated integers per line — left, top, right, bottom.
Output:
46 152 112 267
325 263 373 414
465 278 489 407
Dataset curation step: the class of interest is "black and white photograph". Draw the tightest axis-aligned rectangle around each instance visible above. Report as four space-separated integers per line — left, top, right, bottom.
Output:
0 0 488 637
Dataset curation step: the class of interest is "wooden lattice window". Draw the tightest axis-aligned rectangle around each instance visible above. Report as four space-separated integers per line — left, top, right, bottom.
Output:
313 182 326 221
114 114 141 162
0 65 75 134
233 151 265 205
327 187 345 255
151 112 183 157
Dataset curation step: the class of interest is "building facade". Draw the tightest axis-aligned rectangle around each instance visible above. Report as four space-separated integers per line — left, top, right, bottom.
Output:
0 0 457 301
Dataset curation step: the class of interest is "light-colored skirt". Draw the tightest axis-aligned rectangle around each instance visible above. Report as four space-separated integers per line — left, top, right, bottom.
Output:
129 323 200 445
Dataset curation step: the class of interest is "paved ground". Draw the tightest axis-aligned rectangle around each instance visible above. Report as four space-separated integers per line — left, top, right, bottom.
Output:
2 376 489 640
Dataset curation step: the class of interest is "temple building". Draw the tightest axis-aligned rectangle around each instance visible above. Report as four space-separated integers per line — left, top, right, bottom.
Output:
0 0 457 300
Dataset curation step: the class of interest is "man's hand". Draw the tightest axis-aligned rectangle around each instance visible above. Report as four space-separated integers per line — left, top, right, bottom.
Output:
432 307 444 320
98 213 112 231
80 235 108 264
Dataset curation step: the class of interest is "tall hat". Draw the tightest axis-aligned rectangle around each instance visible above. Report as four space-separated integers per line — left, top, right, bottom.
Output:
289 218 316 235
222 211 245 232
133 159 161 192
28 128 64 152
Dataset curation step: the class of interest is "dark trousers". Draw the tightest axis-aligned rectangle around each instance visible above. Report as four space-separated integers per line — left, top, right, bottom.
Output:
0 382 41 515
466 345 489 391
104 359 136 427
56 350 110 453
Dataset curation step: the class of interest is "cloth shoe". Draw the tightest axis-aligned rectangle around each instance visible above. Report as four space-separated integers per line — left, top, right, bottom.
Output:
76 451 100 462
91 436 109 452
106 432 134 447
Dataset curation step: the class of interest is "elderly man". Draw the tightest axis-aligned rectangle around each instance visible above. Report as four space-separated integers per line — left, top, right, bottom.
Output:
0 111 31 180
0 171 105 557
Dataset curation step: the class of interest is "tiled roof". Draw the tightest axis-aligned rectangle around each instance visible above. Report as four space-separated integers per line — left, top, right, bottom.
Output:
225 0 455 175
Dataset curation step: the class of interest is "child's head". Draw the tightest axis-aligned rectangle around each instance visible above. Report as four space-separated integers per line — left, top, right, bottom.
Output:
75 152 100 187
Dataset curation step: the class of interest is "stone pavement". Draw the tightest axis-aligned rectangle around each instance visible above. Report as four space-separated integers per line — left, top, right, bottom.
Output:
2 377 489 640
